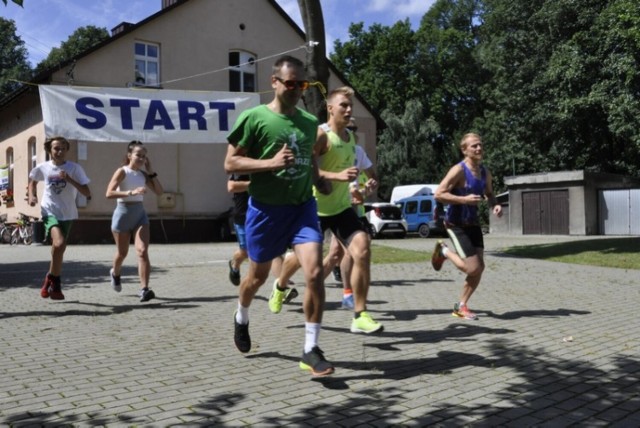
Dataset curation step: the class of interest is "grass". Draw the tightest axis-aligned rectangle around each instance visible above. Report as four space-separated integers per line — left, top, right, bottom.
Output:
370 243 427 264
501 237 640 270
370 237 640 270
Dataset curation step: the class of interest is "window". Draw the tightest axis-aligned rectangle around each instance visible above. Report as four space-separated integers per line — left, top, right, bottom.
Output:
134 41 160 86
405 201 418 214
28 138 37 175
6 148 14 190
419 199 433 214
229 51 256 92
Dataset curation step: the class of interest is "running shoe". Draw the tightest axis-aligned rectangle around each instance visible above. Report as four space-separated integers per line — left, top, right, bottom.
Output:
452 302 478 320
350 311 383 334
139 288 156 302
268 280 287 314
110 268 122 293
40 275 53 299
332 266 342 283
431 240 447 271
233 312 251 353
49 276 65 300
341 293 354 309
228 260 240 286
283 287 299 304
299 346 334 377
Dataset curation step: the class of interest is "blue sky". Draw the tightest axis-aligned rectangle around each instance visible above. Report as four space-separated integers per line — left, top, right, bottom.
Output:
2 0 435 67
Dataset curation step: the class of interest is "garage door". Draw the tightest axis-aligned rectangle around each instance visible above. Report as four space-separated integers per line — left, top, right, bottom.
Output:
522 190 569 235
599 189 640 235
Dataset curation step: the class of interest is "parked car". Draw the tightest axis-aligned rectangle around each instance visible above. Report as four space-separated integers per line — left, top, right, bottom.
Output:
395 196 447 238
364 202 408 239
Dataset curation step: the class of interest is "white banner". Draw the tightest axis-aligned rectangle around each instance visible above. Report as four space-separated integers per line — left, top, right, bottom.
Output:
39 86 260 143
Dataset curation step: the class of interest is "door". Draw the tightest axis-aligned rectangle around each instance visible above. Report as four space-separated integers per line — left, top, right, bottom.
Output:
599 189 640 235
522 190 569 234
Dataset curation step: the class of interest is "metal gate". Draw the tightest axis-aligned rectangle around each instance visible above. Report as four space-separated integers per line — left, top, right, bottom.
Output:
522 190 569 234
598 189 640 235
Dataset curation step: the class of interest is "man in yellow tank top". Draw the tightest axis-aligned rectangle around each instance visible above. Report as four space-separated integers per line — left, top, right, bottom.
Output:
273 87 383 335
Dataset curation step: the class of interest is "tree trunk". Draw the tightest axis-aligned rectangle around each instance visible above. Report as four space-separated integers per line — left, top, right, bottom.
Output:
297 0 329 123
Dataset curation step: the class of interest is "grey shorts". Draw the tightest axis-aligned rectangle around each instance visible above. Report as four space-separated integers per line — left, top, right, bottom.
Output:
111 202 149 233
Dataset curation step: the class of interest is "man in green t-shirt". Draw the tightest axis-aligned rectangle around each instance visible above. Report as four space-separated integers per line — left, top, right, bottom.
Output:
224 55 333 377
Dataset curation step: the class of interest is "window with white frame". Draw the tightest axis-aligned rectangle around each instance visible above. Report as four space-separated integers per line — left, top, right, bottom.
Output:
229 51 256 92
6 148 14 190
28 138 37 175
134 41 160 87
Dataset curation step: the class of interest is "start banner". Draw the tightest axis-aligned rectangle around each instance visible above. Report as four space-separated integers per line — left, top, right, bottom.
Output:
39 85 260 143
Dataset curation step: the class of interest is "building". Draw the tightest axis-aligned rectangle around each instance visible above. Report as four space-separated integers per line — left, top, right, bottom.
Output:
0 0 381 243
493 170 640 236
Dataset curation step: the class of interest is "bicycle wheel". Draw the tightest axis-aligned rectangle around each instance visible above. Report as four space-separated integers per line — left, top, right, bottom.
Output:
23 231 33 245
0 226 11 244
10 230 19 245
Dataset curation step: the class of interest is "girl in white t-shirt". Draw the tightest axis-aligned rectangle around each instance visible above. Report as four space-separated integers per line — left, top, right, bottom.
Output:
106 141 163 302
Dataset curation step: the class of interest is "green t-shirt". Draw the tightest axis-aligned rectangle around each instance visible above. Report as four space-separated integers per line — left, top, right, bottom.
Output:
314 127 356 216
228 105 319 205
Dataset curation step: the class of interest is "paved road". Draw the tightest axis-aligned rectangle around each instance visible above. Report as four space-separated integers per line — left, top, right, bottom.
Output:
1 235 638 426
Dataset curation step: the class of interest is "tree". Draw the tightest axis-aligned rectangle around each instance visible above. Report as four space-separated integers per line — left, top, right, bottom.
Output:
0 17 31 100
415 0 486 164
297 0 329 122
476 0 640 184
34 25 109 75
376 100 441 199
331 20 420 116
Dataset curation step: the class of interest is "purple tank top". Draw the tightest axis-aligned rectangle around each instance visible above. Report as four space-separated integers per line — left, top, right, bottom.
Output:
445 161 486 226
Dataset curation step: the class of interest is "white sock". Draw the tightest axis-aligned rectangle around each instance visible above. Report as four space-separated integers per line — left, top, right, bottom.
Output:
459 302 466 308
304 322 320 353
442 247 449 257
235 302 249 325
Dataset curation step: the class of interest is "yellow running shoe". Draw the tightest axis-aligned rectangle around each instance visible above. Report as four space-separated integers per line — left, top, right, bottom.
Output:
268 280 286 314
350 311 383 334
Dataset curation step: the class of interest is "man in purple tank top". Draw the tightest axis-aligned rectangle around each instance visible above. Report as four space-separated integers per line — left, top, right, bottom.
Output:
430 133 502 320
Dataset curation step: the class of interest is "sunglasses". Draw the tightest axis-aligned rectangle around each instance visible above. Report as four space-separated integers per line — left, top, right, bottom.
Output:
274 76 310 91
347 126 358 132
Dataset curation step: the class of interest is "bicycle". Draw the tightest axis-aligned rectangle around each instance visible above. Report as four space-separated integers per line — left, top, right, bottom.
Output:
10 213 36 245
0 214 14 244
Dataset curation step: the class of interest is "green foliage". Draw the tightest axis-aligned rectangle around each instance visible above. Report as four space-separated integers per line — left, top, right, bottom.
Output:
0 17 30 99
330 0 640 193
35 25 109 74
376 99 441 200
330 21 421 116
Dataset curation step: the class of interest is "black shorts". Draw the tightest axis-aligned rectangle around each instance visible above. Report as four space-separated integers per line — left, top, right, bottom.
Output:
446 224 483 259
319 208 367 247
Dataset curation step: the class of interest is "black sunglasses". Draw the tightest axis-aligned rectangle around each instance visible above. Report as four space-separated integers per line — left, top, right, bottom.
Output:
274 76 310 91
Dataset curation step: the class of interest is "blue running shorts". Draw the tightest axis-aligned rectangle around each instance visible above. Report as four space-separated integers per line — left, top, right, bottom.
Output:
245 197 322 263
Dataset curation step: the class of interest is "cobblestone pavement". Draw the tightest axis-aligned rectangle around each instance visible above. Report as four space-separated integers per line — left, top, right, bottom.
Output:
1 235 638 427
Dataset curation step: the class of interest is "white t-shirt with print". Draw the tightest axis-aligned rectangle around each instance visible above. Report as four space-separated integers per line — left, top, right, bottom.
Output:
29 160 90 220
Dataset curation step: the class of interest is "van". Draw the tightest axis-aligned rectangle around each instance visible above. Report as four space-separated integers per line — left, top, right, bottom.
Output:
395 195 446 238
390 184 438 204
390 184 443 238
